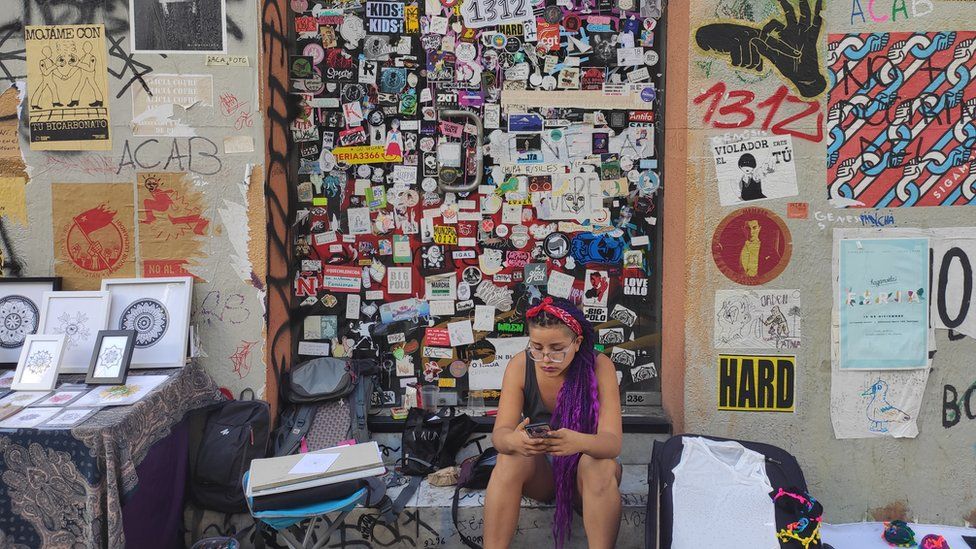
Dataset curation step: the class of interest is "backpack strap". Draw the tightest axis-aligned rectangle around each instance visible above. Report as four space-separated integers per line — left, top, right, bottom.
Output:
348 372 374 443
452 484 482 549
645 439 662 549
390 475 423 517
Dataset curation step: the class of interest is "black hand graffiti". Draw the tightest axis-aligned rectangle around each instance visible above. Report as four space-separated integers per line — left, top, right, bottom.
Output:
696 0 826 98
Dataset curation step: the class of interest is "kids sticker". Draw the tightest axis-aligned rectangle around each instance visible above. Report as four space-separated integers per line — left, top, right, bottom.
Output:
718 354 795 412
711 207 792 286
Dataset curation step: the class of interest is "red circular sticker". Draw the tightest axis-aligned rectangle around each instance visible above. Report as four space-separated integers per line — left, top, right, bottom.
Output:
711 207 792 286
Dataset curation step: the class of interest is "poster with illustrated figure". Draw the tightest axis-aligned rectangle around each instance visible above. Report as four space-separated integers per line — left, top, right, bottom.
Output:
25 25 111 151
714 289 801 350
838 238 929 370
712 135 798 207
130 0 227 54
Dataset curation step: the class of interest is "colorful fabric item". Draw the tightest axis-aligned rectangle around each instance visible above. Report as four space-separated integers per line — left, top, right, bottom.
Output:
525 297 583 336
883 520 917 547
771 487 823 549
920 534 950 549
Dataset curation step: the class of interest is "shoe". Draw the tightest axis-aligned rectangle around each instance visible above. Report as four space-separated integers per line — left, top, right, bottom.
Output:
67 100 79 107
89 100 103 107
30 104 39 110
52 102 63 107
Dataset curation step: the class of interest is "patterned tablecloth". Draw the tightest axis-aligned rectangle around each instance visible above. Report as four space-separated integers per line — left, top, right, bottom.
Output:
0 365 223 548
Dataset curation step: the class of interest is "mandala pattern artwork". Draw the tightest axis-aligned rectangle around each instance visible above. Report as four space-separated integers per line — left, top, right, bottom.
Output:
119 299 169 348
0 296 39 349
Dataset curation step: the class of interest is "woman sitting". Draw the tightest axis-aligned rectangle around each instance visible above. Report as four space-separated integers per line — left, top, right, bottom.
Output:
483 297 623 549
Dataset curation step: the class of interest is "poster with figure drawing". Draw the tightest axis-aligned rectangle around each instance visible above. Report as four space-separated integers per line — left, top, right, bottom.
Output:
714 289 801 350
711 135 798 207
25 25 111 151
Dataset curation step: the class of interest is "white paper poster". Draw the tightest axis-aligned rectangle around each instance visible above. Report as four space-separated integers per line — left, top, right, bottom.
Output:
930 228 976 339
714 289 801 350
712 134 798 207
470 336 529 391
830 228 931 439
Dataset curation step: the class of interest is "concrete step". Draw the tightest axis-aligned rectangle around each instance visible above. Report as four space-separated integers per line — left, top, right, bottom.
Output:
185 431 670 547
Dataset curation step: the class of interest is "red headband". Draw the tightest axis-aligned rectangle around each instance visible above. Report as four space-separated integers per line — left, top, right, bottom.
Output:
526 297 583 337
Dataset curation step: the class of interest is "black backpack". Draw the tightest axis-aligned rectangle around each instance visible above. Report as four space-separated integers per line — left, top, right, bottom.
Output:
452 448 497 549
645 434 820 549
189 399 271 513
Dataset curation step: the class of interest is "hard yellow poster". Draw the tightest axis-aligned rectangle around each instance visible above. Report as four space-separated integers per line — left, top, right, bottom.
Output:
52 183 136 289
24 25 111 151
137 172 209 279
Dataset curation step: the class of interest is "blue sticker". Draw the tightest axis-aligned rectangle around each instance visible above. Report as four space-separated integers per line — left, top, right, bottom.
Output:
571 233 626 264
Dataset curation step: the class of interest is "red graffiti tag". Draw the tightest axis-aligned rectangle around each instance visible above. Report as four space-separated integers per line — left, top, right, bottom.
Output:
693 82 824 143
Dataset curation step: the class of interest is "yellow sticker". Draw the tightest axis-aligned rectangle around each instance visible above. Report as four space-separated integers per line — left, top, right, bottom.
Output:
438 377 456 388
0 176 27 226
433 225 458 245
404 4 419 33
312 197 329 206
332 145 402 165
717 354 795 412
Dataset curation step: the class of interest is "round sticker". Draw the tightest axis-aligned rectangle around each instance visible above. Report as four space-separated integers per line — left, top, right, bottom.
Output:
645 50 659 66
529 73 543 87
368 109 385 126
481 218 496 233
496 224 509 237
420 136 436 152
403 189 420 207
637 170 660 194
356 164 372 178
563 15 581 31
544 5 563 23
619 156 634 171
544 232 571 259
450 360 468 377
319 150 337 172
505 37 522 53
510 225 530 249
422 177 439 192
541 75 557 90
462 266 483 285
482 194 503 214
491 33 508 49
640 86 656 102
303 43 325 64
711 207 792 286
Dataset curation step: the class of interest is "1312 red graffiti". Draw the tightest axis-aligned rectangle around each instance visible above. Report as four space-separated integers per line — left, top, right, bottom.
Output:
693 82 824 143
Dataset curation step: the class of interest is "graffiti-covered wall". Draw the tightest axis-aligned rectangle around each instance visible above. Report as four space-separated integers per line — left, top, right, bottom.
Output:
280 0 666 409
683 0 976 524
0 0 268 396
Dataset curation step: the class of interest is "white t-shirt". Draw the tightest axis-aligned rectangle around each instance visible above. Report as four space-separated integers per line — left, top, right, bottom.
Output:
670 437 779 549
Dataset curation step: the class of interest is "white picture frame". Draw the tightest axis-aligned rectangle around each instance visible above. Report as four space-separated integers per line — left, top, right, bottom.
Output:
0 278 61 366
101 277 193 368
38 291 112 374
12 334 66 391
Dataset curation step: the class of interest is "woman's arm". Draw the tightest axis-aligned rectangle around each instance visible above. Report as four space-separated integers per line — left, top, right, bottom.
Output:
545 353 623 459
491 352 548 456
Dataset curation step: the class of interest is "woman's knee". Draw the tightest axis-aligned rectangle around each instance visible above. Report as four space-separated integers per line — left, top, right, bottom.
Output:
577 456 620 497
490 453 536 485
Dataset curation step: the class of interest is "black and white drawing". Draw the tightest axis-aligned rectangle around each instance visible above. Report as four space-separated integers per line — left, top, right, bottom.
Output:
0 278 61 366
38 291 111 373
130 0 227 54
86 330 136 384
711 135 798 206
120 299 169 347
12 334 65 391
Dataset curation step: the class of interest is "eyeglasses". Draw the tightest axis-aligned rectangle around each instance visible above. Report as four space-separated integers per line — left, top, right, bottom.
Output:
527 348 568 363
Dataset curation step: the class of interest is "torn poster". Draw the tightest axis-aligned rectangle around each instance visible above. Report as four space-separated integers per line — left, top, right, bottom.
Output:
131 74 213 136
24 25 111 151
0 86 27 179
52 183 136 289
838 237 928 370
0 177 27 226
714 289 801 350
711 134 798 207
469 337 529 391
137 172 210 279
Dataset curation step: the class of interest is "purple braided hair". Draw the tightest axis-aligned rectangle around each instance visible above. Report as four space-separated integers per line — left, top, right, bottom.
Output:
526 297 599 548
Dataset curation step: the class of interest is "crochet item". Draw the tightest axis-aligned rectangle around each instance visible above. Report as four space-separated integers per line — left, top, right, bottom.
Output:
919 534 950 549
882 520 917 547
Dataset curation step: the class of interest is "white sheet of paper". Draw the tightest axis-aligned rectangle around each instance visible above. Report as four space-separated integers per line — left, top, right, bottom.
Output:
346 294 361 320
288 452 340 475
474 305 496 332
448 320 475 346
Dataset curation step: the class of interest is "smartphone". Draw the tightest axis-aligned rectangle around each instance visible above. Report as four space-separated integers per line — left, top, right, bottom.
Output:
525 422 552 439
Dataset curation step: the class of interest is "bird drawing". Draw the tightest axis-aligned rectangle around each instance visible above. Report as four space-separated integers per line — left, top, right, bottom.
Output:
861 379 911 433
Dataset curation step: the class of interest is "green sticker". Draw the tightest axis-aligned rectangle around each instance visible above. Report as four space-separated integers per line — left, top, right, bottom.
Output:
394 347 406 360
594 344 605 352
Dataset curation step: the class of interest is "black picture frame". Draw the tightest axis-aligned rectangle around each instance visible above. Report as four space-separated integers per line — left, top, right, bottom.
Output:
85 330 136 385
0 277 62 368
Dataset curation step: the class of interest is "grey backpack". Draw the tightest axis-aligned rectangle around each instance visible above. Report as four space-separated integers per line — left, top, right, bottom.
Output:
283 357 355 403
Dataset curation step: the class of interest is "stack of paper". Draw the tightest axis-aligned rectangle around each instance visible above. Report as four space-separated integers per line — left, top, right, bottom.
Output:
246 441 384 497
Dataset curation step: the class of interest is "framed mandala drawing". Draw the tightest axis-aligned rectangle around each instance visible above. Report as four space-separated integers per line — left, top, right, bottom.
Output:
38 291 112 373
11 334 66 391
86 330 135 384
0 277 62 368
101 277 192 368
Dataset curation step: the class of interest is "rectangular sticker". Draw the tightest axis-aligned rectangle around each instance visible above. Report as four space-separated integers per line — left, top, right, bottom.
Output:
332 145 401 164
717 354 795 412
322 265 362 293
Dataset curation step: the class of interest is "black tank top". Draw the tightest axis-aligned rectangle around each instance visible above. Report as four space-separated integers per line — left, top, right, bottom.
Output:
522 353 553 424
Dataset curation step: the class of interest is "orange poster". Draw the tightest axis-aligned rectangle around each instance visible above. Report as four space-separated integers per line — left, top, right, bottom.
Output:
137 172 209 279
52 183 136 289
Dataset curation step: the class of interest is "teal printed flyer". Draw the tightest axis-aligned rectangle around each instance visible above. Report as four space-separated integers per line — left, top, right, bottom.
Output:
839 238 929 370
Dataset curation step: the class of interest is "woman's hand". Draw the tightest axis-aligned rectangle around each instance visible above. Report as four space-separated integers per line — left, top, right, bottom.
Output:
544 429 587 457
506 418 550 457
